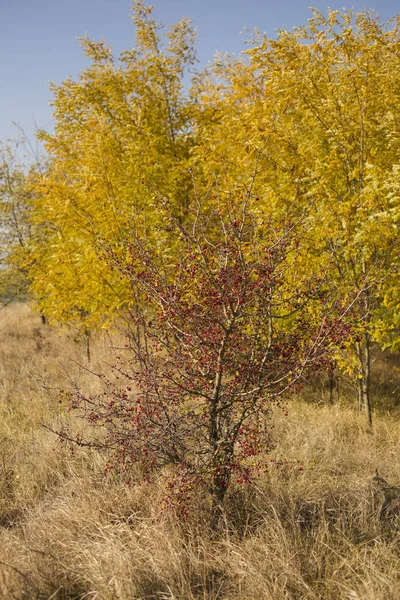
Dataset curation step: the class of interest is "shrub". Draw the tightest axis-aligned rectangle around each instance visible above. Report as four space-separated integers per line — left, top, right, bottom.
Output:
68 200 356 524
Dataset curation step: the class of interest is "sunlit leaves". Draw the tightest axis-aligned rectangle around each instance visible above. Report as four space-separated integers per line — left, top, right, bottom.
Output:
29 0 197 329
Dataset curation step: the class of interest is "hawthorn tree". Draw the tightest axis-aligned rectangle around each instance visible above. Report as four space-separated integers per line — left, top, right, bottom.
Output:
67 195 357 524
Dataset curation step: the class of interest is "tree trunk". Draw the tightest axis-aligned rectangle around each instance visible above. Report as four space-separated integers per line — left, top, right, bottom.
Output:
355 333 372 426
336 372 340 403
327 362 340 404
84 328 91 365
328 367 335 404
211 468 229 531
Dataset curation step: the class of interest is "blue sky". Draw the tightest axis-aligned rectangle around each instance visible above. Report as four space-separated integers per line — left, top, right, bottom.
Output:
1 0 399 146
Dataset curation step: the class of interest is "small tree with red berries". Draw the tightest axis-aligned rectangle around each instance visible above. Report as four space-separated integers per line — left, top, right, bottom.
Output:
70 196 357 525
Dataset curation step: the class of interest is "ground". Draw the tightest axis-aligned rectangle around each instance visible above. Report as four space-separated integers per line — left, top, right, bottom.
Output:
0 303 399 599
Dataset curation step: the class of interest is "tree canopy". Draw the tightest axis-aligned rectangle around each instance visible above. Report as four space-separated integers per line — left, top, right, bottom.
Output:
1 2 399 420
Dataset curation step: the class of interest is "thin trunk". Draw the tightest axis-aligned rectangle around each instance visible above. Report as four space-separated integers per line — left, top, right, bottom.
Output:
356 379 363 413
336 372 340 403
84 328 91 365
209 327 231 530
328 368 334 404
363 335 372 426
355 334 372 426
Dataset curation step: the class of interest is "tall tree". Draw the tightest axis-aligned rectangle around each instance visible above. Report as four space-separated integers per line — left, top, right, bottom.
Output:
191 9 400 423
29 0 197 329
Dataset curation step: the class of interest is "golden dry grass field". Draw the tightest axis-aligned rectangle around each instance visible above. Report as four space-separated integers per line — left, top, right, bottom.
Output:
0 303 399 599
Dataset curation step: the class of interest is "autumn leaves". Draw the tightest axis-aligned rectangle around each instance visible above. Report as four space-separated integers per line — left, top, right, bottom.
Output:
2 3 399 427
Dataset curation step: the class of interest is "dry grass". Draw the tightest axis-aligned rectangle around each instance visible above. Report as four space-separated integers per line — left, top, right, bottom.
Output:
0 303 398 599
